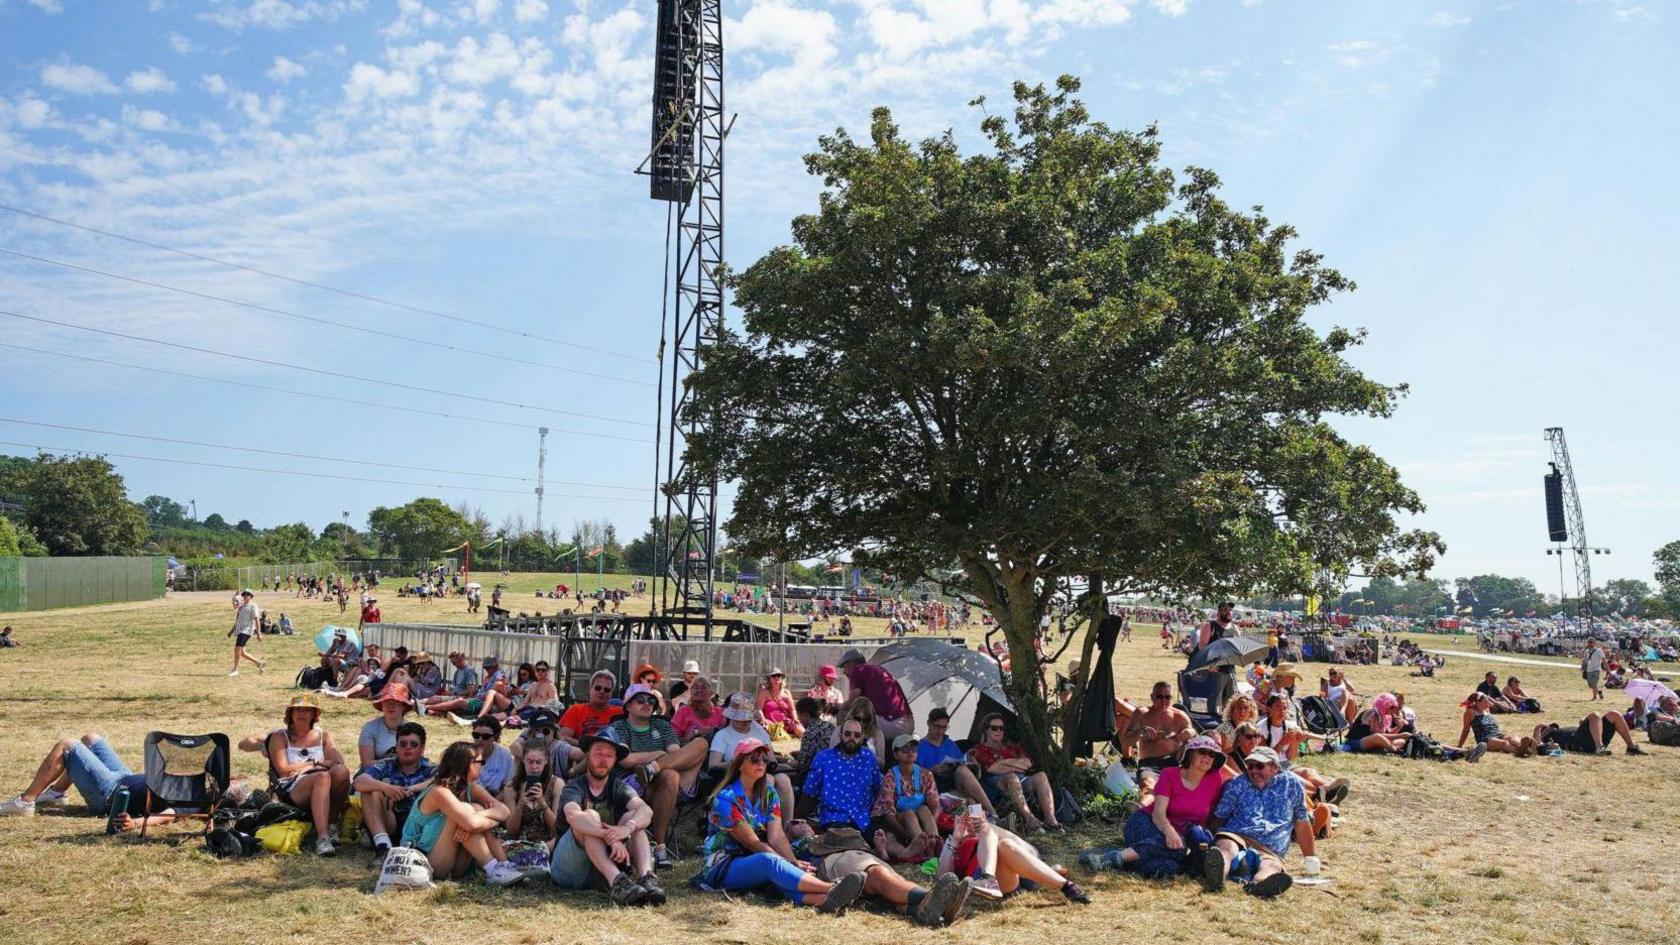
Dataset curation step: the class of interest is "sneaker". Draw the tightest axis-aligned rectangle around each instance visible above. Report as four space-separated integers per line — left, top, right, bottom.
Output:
1626 744 1646 756
971 874 1004 900
227 670 239 677
485 860 524 886
447 713 472 727
0 796 35 817
652 844 677 870
1323 778 1351 806
638 872 667 906
36 788 68 807
257 660 266 675
373 836 391 857
636 762 660 786
1076 850 1109 872
1246 872 1293 898
609 871 650 906
817 869 866 915
915 872 962 927
1060 880 1092 905
1465 744 1487 764
1199 848 1227 893
943 877 974 925
316 837 336 857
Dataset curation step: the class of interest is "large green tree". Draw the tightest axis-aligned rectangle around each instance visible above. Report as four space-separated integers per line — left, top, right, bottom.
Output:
139 495 190 528
367 498 472 562
1454 574 1546 617
685 77 1440 773
13 453 148 556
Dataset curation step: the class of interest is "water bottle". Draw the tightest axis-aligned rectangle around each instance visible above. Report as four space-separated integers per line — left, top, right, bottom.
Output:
105 785 131 834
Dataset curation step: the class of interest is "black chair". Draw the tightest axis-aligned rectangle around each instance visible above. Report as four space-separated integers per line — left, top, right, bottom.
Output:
139 732 231 837
1176 670 1229 732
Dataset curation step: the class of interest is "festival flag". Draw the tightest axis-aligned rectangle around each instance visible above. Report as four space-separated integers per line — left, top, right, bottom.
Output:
1305 595 1320 617
439 542 468 554
585 545 605 558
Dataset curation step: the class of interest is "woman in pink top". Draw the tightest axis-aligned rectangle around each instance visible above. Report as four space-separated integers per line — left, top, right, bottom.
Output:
671 675 726 743
756 668 803 738
1078 734 1227 877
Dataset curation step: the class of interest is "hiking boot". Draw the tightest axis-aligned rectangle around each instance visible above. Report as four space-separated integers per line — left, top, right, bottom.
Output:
1465 744 1487 764
1076 850 1112 872
1060 880 1092 905
315 837 336 857
915 872 962 927
0 796 35 817
652 844 678 870
971 874 1004 900
817 870 866 915
1199 848 1227 893
638 872 667 905
1246 872 1293 898
609 871 649 906
943 877 974 925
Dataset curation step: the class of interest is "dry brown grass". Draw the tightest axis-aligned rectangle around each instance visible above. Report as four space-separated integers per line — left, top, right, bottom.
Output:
1 585 1676 945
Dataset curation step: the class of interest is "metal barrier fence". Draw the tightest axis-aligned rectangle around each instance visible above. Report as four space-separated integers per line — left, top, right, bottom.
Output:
180 560 340 592
0 555 166 611
362 622 899 704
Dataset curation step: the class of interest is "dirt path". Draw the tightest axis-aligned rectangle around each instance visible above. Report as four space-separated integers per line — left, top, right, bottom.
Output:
1424 647 1675 680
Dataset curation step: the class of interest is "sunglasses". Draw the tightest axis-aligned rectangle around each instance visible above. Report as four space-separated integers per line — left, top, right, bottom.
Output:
592 685 613 693
1244 761 1270 770
987 724 1005 731
397 740 423 749
1152 693 1172 700
472 732 496 741
536 667 550 673
741 753 769 765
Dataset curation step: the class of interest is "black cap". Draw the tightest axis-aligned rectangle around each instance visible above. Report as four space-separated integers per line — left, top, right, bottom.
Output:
526 708 560 730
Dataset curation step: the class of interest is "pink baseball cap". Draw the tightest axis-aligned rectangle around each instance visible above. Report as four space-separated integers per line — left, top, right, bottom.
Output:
733 737 771 760
818 665 837 681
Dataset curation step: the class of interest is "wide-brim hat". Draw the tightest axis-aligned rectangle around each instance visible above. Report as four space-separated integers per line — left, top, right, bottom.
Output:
809 826 871 856
634 662 664 683
578 730 629 762
1272 662 1299 678
373 683 412 710
413 652 433 665
1182 734 1226 769
722 692 759 722
285 693 321 718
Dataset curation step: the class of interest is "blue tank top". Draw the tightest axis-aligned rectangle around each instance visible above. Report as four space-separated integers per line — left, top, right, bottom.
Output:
400 786 448 853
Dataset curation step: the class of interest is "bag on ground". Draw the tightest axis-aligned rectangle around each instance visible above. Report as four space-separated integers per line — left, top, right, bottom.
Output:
1650 719 1680 747
376 846 435 893
254 819 308 855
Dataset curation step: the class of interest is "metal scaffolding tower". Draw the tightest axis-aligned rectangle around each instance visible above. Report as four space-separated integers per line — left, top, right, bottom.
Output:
645 0 724 628
1544 427 1596 615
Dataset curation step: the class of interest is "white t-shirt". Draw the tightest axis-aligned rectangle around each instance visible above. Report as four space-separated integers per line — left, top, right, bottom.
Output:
709 722 772 763
235 600 261 635
1584 648 1605 672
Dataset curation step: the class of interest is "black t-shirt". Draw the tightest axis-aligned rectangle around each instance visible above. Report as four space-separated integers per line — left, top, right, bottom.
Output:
1476 680 1502 700
558 774 637 831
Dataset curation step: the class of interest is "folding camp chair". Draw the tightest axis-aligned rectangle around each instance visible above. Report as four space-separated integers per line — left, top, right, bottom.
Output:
1294 695 1349 743
140 732 230 837
1176 670 1230 732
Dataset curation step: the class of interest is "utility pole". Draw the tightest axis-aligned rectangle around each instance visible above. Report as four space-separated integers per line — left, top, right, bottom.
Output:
190 499 198 523
340 510 349 561
535 426 549 536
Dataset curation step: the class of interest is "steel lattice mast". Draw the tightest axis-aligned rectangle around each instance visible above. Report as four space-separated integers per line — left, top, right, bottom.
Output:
647 0 724 628
1544 427 1591 614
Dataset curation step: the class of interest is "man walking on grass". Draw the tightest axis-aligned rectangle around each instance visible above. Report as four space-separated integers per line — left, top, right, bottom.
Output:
228 589 266 677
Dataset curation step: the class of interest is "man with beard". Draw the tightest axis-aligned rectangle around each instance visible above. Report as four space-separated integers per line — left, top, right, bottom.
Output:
552 730 663 906
803 718 882 833
1201 745 1316 898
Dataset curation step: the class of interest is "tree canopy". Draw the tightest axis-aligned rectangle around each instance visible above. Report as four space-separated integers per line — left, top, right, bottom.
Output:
11 453 148 556
367 498 474 562
685 76 1441 768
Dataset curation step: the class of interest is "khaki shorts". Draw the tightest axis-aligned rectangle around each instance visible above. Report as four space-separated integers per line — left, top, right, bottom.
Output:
1214 832 1284 864
816 849 888 882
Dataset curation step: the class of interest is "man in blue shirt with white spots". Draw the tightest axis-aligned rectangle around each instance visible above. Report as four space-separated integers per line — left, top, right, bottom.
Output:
1203 745 1316 898
803 718 881 831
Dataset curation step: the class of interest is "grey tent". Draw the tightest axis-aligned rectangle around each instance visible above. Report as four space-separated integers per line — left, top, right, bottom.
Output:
870 639 1016 744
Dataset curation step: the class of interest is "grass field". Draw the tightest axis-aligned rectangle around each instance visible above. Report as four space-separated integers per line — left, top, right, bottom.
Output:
1 581 1676 945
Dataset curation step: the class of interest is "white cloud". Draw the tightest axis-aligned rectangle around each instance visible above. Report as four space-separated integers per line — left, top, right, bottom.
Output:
267 56 309 82
1425 11 1471 27
344 62 422 101
735 0 840 63
1611 5 1655 24
201 0 368 30
444 33 524 85
463 0 500 23
1032 0 1135 28
124 67 179 94
513 0 547 23
28 0 64 14
1150 0 1190 15
167 32 195 54
384 0 444 37
41 61 119 95
1327 39 1383 68
121 104 176 131
200 73 229 95
0 96 55 128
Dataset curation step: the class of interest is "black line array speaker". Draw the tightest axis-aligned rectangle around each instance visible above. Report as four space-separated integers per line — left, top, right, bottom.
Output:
1544 468 1568 542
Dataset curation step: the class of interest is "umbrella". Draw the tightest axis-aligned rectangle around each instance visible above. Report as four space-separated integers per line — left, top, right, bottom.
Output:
314 624 361 653
1625 677 1677 707
465 582 482 590
870 639 1016 742
1185 635 1269 672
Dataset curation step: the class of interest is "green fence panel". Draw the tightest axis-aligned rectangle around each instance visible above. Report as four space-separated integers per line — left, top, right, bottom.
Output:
0 556 168 612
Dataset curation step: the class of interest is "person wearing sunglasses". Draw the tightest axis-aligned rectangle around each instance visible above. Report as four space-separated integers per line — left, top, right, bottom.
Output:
607 683 709 870
1120 682 1195 778
916 707 995 819
559 670 626 750
970 713 1061 832
469 716 515 796
1202 745 1315 898
353 721 435 856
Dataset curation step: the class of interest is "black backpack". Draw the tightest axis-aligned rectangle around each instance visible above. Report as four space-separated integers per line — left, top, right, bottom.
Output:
295 665 328 690
1297 696 1348 736
1403 732 1447 761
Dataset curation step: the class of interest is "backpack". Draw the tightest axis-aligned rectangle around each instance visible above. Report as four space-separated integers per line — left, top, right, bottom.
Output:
295 665 328 690
376 846 435 893
1650 719 1680 747
1402 732 1447 761
1051 785 1084 826
254 819 308 855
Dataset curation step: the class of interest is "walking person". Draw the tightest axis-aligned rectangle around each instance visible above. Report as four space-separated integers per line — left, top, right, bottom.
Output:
1581 639 1606 701
227 589 266 677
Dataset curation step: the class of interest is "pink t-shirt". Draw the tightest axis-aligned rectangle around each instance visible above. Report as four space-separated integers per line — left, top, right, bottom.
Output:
1153 766 1229 834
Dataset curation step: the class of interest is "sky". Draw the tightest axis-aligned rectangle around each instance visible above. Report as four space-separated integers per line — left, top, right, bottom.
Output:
0 0 1675 593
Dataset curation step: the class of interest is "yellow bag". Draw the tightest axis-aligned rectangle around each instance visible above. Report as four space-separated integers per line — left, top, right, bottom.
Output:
256 819 308 855
340 795 364 844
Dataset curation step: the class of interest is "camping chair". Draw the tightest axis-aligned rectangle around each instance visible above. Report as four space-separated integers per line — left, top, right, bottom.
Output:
1176 670 1229 732
140 732 231 837
1294 695 1349 744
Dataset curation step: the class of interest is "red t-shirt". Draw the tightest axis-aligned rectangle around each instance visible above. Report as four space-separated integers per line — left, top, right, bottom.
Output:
560 703 623 739
971 742 1029 771
360 605 381 624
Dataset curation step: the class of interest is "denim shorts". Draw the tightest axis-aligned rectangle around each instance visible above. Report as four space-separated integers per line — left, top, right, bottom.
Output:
65 737 133 812
547 832 605 890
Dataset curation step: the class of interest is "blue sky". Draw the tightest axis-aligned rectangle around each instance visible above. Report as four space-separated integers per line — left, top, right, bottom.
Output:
0 0 1674 593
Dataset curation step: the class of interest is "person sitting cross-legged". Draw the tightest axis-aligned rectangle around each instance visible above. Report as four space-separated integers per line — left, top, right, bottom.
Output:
353 720 435 856
694 738 867 914
607 683 710 870
401 741 523 885
803 825 974 927
1200 746 1316 899
550 730 664 906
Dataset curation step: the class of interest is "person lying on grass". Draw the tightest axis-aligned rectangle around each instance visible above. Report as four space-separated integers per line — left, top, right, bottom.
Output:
1457 692 1538 757
1201 746 1316 899
1533 712 1645 756
937 804 1090 904
0 732 183 832
401 741 522 886
802 825 974 927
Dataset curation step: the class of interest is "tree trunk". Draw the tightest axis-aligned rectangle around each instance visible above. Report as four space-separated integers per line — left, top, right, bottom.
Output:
991 568 1073 785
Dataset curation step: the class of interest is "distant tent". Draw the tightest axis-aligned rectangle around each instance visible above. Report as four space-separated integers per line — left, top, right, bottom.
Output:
870 639 1015 744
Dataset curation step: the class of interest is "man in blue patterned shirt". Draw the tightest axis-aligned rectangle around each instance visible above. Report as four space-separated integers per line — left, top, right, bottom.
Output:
803 719 882 831
1203 745 1315 898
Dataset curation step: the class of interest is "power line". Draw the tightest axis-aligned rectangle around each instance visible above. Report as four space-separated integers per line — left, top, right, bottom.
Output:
0 247 652 388
0 417 649 492
0 307 650 428
0 201 651 363
0 341 651 443
0 438 652 503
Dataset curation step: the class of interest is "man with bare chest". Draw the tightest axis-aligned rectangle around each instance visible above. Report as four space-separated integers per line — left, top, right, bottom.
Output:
1122 681 1195 776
